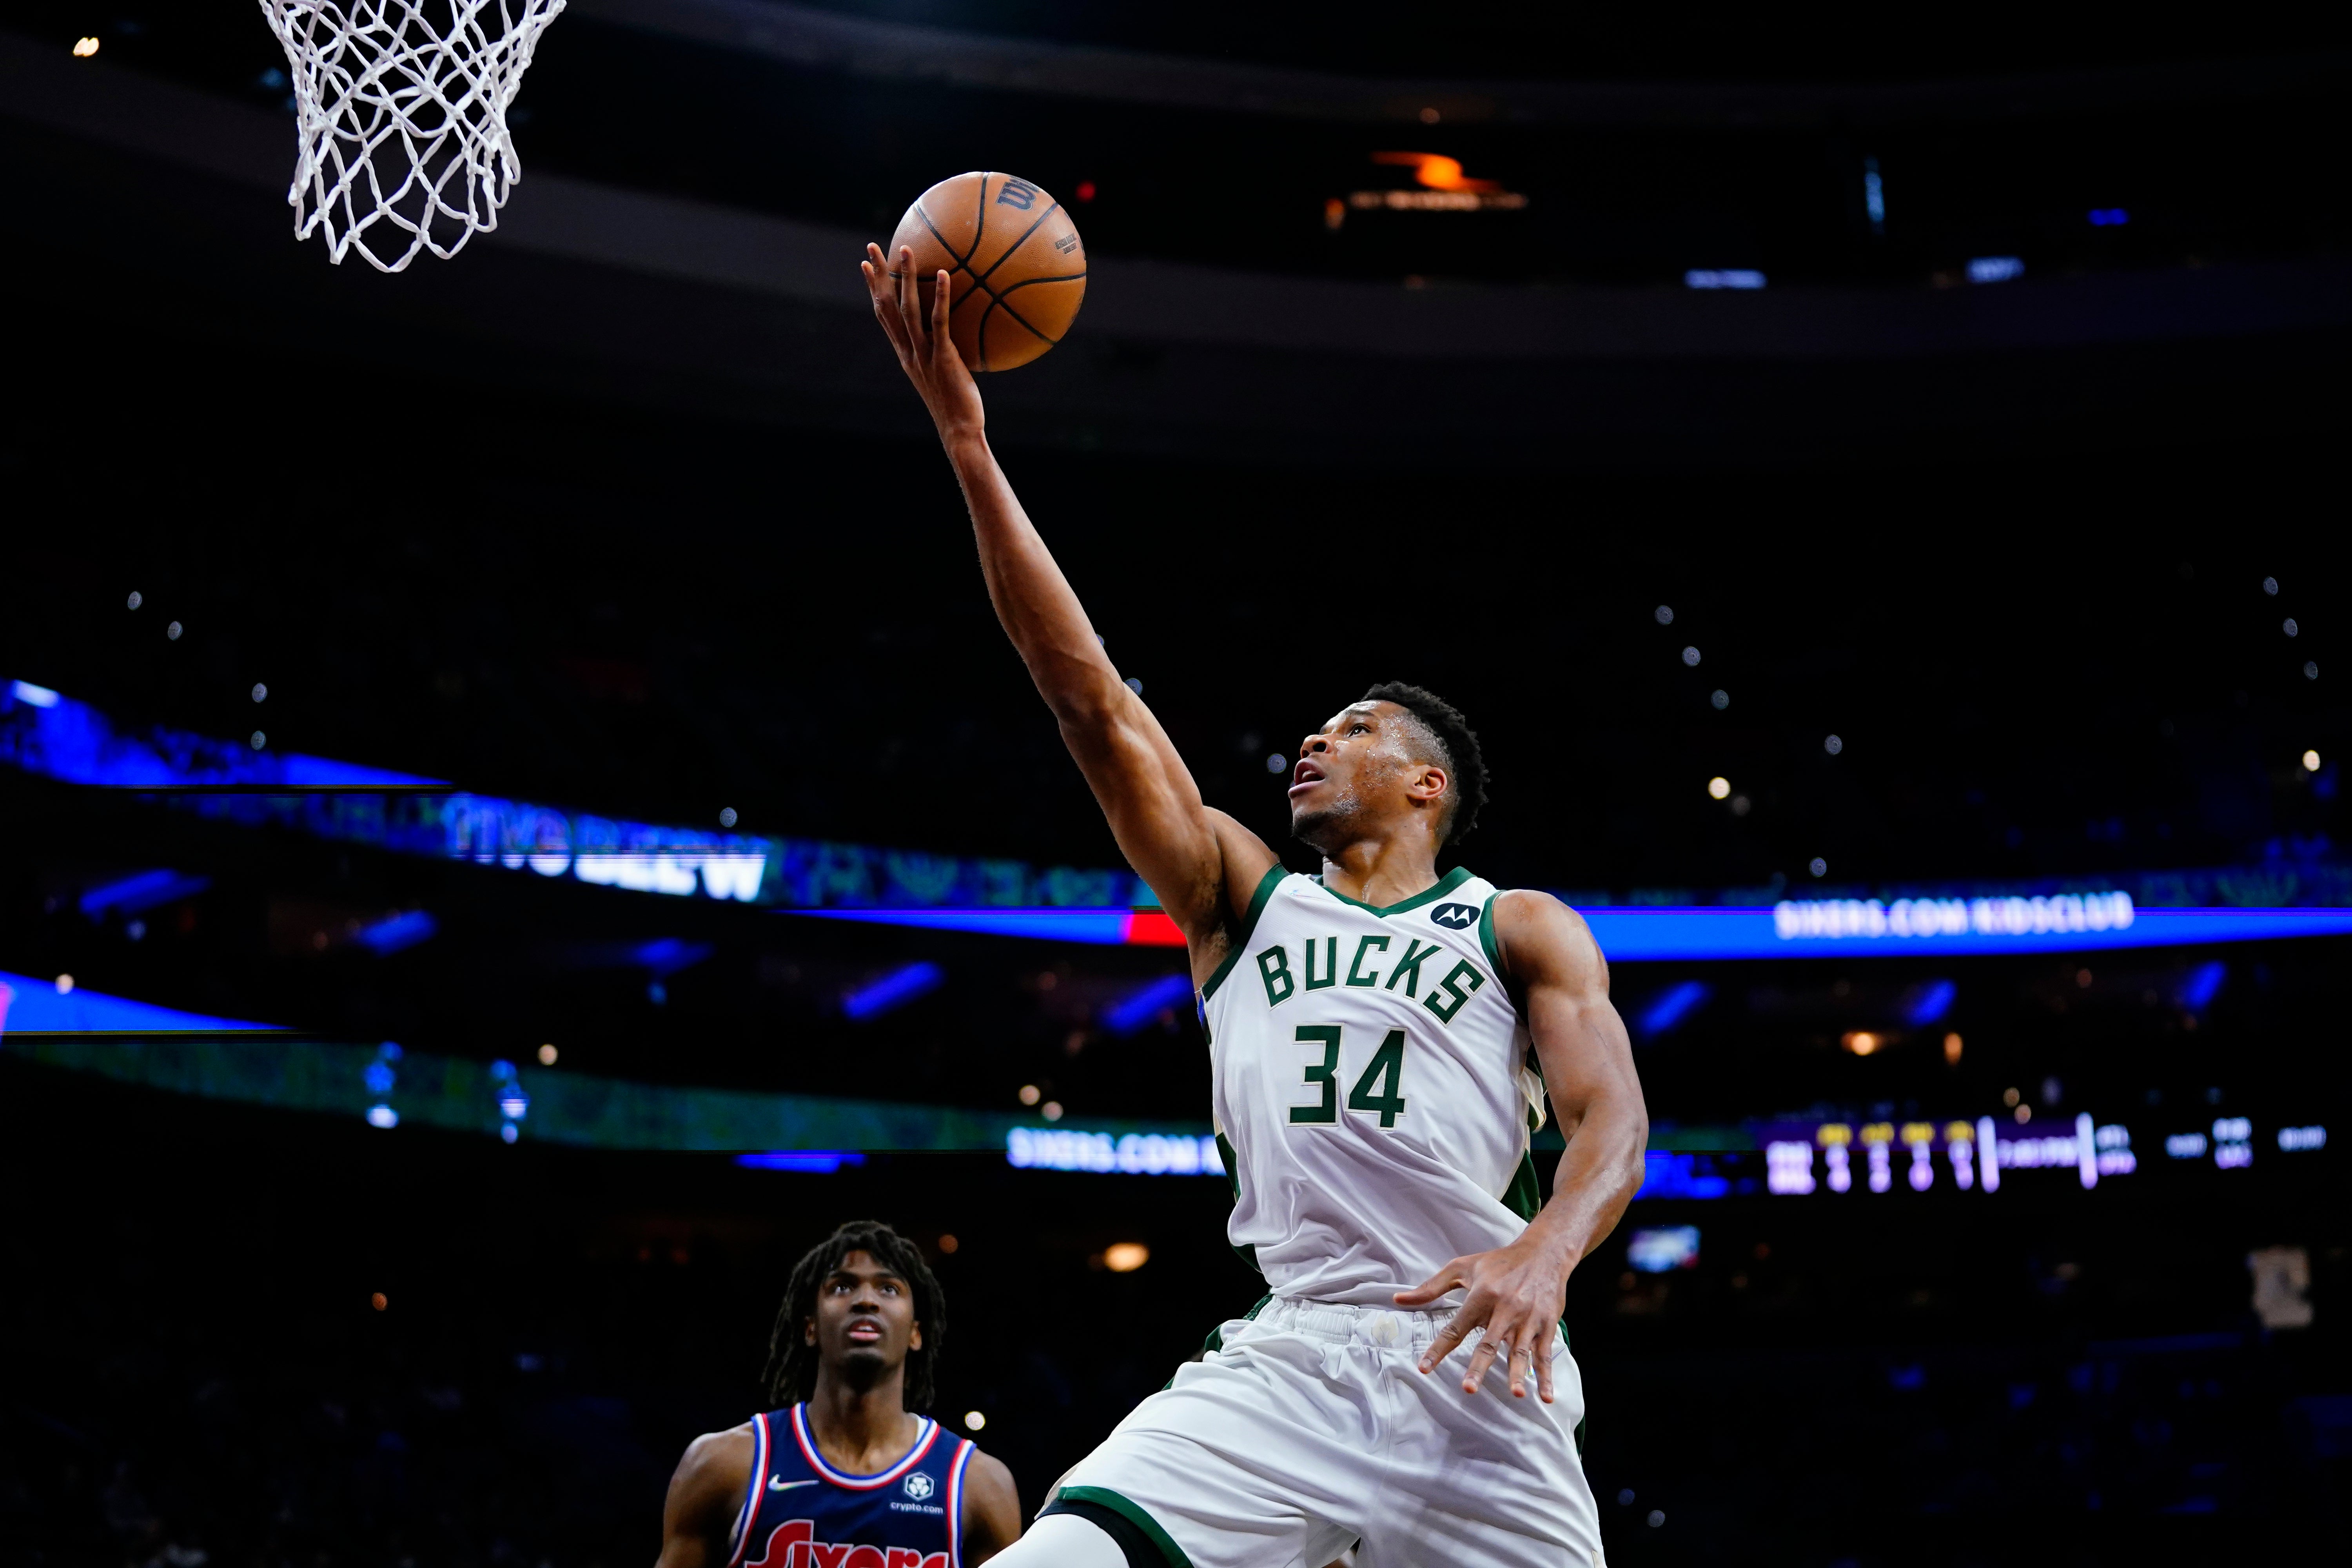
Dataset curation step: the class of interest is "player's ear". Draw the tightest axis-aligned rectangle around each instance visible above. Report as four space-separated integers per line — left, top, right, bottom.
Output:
909 1321 923 1352
1408 763 1450 806
804 1316 818 1348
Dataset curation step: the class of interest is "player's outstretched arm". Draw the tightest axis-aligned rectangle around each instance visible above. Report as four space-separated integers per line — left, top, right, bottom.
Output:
1397 892 1648 1402
860 243 1274 951
958 1449 1024 1564
653 1425 755 1568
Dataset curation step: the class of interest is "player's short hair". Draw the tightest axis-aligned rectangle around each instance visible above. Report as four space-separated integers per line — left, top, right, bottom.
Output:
1361 681 1488 845
763 1220 946 1411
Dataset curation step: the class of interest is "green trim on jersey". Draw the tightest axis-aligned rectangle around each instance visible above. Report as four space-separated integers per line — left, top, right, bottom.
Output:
1199 863 1292 1002
1310 864 1474 917
1214 1132 1261 1275
1477 890 1504 973
1165 1294 1272 1389
1501 1150 1543 1225
1051 1487 1195 1568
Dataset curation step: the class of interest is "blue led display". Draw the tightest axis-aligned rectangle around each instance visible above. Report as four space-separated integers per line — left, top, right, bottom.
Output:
736 1151 868 1173
0 969 274 1034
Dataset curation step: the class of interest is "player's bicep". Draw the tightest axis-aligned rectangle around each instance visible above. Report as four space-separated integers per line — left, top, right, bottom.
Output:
655 1429 752 1568
1499 895 1645 1136
958 1452 1024 1564
1056 692 1266 936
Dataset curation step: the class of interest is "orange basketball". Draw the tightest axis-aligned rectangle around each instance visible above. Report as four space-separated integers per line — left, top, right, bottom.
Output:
887 172 1086 372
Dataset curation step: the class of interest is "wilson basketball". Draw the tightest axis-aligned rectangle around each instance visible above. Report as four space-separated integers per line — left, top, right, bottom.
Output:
887 172 1087 372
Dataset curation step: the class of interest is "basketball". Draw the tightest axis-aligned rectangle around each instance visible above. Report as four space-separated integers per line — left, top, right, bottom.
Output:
887 172 1087 372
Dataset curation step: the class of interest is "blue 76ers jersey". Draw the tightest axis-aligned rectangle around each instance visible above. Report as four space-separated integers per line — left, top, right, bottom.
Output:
727 1405 975 1568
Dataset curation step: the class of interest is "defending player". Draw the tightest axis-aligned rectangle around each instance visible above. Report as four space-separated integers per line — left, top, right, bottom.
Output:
655 1221 1022 1568
861 246 1650 1568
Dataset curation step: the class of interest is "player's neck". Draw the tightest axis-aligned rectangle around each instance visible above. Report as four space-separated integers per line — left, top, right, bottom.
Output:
804 1373 923 1471
1318 834 1443 909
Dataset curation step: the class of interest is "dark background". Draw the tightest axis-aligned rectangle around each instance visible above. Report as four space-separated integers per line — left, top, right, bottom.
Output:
2 3 2347 1564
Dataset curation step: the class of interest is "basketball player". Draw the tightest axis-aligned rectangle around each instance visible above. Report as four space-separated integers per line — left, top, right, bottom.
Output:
859 245 1650 1568
655 1220 1022 1568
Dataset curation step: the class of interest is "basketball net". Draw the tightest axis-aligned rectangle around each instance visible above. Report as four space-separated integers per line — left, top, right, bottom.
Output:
259 0 566 272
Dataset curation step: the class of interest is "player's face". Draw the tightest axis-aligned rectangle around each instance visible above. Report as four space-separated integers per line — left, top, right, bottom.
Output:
807 1251 922 1382
1288 701 1441 849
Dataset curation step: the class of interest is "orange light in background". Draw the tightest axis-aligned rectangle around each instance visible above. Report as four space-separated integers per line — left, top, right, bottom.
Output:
537 1043 558 1065
370 1292 388 1311
73 36 100 57
1324 197 1345 230
1372 151 1503 193
1102 1242 1150 1273
1943 1031 1964 1065
1842 1031 1880 1056
938 1234 959 1255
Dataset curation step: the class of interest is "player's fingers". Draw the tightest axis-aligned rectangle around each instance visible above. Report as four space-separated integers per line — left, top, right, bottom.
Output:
1416 1316 1469 1375
1534 1325 1557 1404
1463 1330 1504 1394
893 247 927 352
1504 1327 1539 1399
1394 1260 1468 1308
863 262 915 362
932 268 954 368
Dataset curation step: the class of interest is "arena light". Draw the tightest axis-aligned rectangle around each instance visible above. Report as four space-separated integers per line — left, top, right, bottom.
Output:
1966 256 2025 283
1901 979 1956 1026
842 962 945 1020
1684 269 1766 290
1101 1242 1150 1272
1102 973 1194 1034
354 909 438 955
1635 981 1710 1039
2177 960 2226 1011
78 868 211 918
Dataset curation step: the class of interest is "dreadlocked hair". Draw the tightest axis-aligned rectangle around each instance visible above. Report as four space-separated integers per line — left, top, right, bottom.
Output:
1360 681 1489 845
761 1220 946 1412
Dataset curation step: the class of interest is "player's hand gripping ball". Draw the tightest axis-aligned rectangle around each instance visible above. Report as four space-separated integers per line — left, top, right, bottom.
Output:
886 172 1086 372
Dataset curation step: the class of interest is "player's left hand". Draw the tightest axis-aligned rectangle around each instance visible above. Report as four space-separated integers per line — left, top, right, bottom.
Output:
1396 1232 1571 1401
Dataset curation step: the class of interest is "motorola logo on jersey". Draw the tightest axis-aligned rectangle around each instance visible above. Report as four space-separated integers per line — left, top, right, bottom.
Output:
1429 903 1478 930
902 1472 935 1501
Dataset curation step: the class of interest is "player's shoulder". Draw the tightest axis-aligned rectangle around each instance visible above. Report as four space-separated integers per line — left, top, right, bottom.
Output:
673 1421 757 1489
958 1441 1016 1493
1487 888 1604 977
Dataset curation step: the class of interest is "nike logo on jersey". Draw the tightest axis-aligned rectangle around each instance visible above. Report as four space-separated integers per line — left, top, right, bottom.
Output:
768 1477 820 1492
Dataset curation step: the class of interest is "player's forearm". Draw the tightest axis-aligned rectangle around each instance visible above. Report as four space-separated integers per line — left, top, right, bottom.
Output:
1527 1090 1648 1270
943 432 1126 722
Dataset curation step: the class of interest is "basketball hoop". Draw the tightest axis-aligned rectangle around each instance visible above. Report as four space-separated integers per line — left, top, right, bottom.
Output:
259 0 566 272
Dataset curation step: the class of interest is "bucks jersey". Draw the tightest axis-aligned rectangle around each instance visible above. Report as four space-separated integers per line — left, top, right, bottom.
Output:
1200 864 1545 1307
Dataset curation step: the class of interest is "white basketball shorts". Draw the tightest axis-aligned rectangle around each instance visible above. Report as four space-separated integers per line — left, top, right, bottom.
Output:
1045 1296 1605 1568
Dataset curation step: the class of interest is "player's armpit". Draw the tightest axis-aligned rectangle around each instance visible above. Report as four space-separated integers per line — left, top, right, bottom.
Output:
958 1449 1025 1565
654 1425 755 1568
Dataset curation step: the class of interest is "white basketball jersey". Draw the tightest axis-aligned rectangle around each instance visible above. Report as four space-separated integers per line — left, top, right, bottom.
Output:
1200 865 1546 1307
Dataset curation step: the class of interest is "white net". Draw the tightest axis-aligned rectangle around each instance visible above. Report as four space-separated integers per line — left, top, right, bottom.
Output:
260 0 566 272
